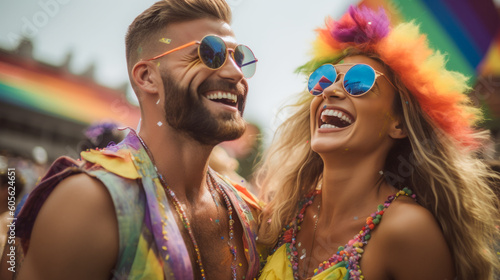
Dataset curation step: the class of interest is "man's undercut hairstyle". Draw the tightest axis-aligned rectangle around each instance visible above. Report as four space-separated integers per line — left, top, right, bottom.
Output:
125 0 232 70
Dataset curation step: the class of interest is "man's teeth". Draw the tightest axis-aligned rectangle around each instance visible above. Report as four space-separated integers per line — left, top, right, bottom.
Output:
321 109 353 124
206 92 237 103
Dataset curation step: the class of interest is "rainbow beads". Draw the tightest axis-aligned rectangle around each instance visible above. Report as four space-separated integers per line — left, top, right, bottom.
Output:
274 187 416 280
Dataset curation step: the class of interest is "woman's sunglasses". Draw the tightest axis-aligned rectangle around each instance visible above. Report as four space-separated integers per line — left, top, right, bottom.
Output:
308 63 396 97
146 35 258 78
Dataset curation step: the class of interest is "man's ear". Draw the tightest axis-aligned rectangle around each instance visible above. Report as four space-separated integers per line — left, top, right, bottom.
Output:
389 119 408 139
131 61 161 94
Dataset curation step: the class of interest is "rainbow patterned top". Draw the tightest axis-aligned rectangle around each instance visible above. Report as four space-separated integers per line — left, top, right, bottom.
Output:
17 129 260 279
259 188 416 280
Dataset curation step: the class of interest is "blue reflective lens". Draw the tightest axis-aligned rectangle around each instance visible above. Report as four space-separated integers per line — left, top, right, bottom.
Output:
308 64 336 96
343 64 376 96
200 36 257 78
199 36 227 69
234 45 257 78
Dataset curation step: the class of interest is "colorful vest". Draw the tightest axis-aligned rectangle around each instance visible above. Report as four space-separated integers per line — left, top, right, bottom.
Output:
17 130 260 279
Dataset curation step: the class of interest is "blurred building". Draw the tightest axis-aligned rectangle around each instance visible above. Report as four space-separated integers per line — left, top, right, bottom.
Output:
0 38 140 163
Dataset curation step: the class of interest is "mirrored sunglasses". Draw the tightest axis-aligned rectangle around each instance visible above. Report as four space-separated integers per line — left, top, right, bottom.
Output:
146 35 258 78
308 63 396 97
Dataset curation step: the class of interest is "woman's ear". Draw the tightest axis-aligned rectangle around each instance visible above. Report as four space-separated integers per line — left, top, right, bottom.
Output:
131 61 161 94
389 119 408 139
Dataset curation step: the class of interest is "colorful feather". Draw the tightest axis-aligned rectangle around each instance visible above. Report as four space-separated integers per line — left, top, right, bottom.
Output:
331 6 390 45
301 5 482 148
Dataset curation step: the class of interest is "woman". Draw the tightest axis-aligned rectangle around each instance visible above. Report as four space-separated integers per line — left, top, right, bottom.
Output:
256 6 499 280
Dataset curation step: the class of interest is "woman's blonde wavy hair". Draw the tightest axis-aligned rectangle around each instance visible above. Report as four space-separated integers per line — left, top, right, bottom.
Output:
256 49 500 279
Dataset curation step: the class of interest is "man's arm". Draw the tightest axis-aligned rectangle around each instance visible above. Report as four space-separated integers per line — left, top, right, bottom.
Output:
17 173 119 280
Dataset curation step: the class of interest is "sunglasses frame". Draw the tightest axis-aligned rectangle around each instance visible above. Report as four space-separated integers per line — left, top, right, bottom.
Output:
145 34 258 78
308 63 396 97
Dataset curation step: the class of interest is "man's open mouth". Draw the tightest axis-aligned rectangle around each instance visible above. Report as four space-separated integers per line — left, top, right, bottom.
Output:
319 109 354 129
206 92 238 107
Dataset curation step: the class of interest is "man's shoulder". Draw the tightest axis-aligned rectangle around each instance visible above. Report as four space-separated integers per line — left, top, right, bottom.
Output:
56 172 109 197
18 172 117 233
37 173 116 224
16 152 139 251
16 173 119 279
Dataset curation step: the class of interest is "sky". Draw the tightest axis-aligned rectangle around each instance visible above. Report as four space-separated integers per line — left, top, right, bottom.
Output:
0 0 357 145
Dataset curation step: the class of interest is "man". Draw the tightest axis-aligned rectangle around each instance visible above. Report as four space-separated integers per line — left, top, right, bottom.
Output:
12 0 260 279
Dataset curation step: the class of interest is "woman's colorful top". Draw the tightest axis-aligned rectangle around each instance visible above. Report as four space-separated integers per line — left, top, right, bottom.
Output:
259 188 416 280
16 129 260 280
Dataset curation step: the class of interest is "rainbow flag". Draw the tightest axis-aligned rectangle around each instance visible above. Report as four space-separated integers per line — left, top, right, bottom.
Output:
360 0 500 81
0 55 140 127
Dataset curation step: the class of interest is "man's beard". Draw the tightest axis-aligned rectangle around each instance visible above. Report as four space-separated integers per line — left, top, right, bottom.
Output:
161 72 247 146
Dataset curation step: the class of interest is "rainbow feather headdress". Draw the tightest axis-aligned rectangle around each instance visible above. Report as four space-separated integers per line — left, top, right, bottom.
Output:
300 5 482 148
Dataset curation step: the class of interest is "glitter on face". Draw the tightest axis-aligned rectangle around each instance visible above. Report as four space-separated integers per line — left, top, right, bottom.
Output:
159 38 172 44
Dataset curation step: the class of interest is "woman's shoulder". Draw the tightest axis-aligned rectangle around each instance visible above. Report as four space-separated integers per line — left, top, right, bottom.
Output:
364 196 442 258
382 196 436 235
369 196 455 279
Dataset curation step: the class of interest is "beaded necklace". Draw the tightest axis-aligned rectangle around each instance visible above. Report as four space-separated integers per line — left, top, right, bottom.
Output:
207 171 238 279
271 189 320 279
277 187 416 280
136 134 238 280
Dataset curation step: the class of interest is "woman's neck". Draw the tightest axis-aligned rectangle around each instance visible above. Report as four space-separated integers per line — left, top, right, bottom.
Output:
318 154 396 226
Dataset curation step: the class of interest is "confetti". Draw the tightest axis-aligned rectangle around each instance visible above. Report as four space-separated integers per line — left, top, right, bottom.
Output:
157 121 163 127
159 38 172 44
